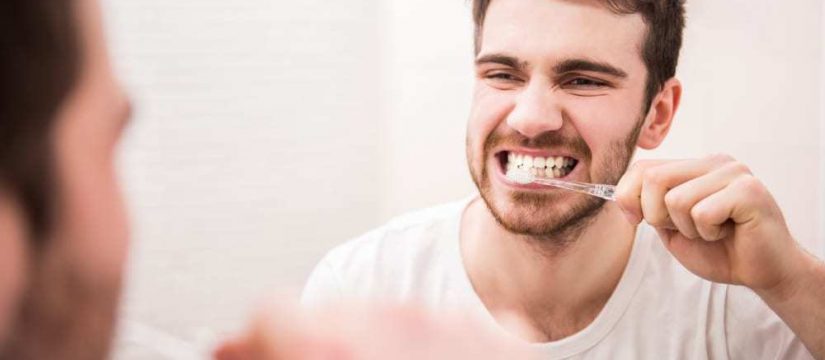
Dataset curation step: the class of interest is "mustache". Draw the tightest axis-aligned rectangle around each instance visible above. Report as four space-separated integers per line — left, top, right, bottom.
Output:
484 131 592 160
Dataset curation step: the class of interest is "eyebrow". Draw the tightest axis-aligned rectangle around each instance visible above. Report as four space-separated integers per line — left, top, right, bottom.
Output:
475 53 529 72
553 59 628 78
475 53 628 78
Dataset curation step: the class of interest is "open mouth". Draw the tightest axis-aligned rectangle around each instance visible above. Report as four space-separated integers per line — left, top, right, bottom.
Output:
497 151 579 180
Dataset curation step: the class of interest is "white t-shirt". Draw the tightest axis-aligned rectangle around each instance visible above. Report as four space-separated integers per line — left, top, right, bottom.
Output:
302 196 813 359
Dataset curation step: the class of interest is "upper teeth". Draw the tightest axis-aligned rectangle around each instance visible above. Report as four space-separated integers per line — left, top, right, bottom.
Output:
507 154 572 169
506 153 576 179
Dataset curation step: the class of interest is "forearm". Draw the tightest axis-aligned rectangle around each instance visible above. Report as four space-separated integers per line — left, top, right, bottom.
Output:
757 247 825 359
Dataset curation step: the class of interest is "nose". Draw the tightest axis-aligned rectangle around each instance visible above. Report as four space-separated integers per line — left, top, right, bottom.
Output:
505 80 564 138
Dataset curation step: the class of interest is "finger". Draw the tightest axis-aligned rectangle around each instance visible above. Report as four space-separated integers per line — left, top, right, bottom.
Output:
664 160 750 240
639 156 732 229
615 159 670 224
213 338 253 360
655 227 733 282
691 175 763 241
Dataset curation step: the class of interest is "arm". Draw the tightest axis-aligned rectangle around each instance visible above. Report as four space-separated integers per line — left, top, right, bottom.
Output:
755 248 825 358
615 155 824 359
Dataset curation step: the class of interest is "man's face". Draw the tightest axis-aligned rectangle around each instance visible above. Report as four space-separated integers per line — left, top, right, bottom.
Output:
0 0 131 357
467 0 650 240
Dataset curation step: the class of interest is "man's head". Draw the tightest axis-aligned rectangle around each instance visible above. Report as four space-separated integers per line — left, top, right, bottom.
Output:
466 0 684 244
0 0 131 357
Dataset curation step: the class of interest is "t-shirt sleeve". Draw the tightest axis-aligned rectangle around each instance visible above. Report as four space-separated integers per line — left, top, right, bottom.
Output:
725 285 814 359
300 257 343 308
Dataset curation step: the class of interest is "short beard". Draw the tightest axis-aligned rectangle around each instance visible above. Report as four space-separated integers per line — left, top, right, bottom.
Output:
468 117 644 252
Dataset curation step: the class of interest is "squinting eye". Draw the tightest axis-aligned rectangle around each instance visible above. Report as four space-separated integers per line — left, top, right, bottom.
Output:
567 78 606 87
486 72 520 82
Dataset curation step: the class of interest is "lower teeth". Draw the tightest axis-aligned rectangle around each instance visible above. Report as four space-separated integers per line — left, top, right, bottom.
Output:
509 164 572 178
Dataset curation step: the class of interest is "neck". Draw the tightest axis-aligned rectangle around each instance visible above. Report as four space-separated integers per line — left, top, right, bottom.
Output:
460 197 636 342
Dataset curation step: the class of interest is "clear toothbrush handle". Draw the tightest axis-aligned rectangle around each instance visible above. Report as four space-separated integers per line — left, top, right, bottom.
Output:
533 179 616 201
591 184 616 201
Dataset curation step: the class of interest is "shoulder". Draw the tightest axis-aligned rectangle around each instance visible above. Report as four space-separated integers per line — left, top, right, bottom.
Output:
303 198 470 303
324 199 466 270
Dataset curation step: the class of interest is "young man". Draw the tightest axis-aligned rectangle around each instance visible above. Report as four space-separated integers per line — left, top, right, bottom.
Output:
301 0 825 357
0 0 132 358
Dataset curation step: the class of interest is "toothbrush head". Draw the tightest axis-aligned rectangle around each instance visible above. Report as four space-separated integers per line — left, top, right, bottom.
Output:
506 168 535 185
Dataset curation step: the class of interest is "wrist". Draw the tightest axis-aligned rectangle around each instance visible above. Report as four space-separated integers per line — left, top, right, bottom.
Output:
755 244 820 305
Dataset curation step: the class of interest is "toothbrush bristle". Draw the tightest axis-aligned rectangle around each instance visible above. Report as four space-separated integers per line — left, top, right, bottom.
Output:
506 168 535 185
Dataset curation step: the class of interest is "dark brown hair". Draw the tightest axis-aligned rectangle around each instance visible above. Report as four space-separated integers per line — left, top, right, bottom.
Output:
472 0 686 109
0 0 79 240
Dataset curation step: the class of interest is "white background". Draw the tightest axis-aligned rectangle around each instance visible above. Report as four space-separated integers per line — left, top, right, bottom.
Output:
105 1 825 358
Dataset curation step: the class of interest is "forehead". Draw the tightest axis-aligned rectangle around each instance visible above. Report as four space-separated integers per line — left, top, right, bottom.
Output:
480 0 647 70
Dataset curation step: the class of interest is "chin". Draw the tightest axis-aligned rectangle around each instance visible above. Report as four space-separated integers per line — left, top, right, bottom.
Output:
482 183 606 239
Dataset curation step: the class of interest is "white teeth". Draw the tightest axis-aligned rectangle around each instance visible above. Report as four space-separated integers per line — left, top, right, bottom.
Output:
506 152 575 178
554 156 564 168
523 156 533 168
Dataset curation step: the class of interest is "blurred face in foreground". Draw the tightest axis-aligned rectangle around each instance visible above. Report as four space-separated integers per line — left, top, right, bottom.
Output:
0 0 132 358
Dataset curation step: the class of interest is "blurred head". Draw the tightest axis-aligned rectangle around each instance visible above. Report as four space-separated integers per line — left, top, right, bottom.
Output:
0 0 131 357
466 0 684 242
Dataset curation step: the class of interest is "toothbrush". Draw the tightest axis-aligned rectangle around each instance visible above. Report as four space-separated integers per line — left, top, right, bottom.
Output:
506 168 616 201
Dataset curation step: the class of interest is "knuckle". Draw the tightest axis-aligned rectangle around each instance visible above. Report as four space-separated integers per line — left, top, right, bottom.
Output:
690 204 713 224
626 161 645 175
724 161 752 175
707 153 735 164
643 167 668 187
735 175 764 194
664 191 688 212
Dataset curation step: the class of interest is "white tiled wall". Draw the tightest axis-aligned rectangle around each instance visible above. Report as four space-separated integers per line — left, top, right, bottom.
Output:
106 0 824 358
106 0 384 357
821 0 825 246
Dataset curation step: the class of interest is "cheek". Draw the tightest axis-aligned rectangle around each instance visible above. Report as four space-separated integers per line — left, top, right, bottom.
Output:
468 85 515 157
53 113 130 285
56 154 129 281
567 96 641 135
564 95 644 157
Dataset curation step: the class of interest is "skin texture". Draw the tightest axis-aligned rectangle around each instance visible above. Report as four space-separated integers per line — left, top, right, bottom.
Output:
215 302 536 360
460 0 679 342
615 157 825 358
0 192 27 348
227 0 825 357
0 0 132 358
466 0 652 242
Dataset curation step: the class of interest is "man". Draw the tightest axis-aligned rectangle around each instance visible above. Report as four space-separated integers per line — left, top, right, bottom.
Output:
300 0 824 358
0 0 132 358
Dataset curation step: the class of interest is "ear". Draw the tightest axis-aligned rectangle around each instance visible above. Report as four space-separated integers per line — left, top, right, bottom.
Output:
636 78 681 150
